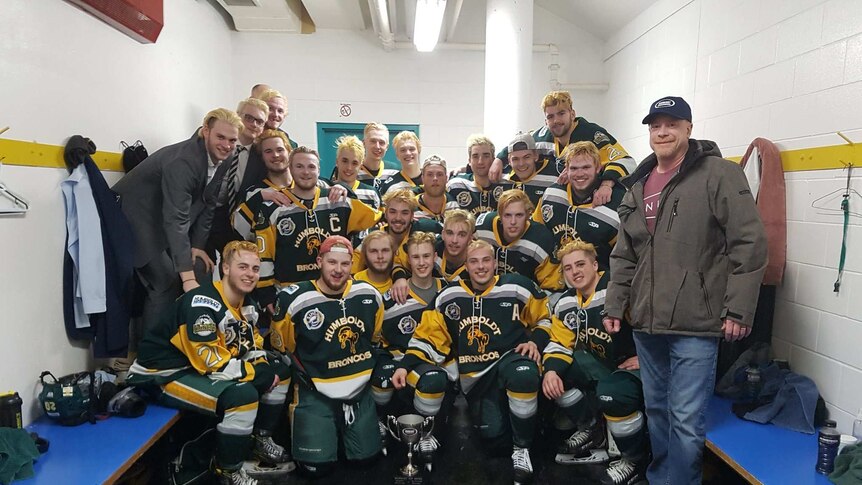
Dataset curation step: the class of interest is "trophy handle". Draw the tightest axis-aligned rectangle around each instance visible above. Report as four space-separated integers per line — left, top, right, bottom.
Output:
422 416 435 438
386 415 401 441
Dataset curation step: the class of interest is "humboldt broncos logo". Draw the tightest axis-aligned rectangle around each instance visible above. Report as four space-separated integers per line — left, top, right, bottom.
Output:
467 326 489 353
338 327 360 353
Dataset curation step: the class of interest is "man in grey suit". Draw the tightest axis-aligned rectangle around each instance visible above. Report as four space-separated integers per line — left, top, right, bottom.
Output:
113 108 243 344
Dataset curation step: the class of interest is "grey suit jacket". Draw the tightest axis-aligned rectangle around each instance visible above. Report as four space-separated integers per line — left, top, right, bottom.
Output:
113 135 225 272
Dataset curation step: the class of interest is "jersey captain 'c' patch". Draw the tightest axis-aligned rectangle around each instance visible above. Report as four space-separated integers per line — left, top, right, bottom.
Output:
191 295 222 311
304 308 325 330
457 191 472 207
398 316 417 334
445 302 461 321
193 314 217 337
277 218 296 236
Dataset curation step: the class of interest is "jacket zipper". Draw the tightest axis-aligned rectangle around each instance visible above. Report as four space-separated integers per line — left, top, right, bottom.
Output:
666 198 679 233
648 174 682 332
699 272 713 317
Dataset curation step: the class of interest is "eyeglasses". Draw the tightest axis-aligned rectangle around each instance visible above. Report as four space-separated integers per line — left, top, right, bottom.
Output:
242 113 265 126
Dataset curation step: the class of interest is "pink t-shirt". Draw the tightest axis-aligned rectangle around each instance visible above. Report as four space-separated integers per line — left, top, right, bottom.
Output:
643 167 677 234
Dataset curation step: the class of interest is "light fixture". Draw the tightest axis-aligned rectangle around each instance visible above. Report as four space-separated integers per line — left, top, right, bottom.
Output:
413 0 447 52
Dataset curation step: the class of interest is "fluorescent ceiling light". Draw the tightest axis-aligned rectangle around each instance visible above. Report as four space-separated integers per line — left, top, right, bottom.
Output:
414 0 447 52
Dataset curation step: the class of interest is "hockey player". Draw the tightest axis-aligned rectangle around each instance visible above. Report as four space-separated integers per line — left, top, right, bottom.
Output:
542 240 647 484
353 230 395 295
414 155 459 223
358 122 398 189
372 232 448 462
378 131 423 196
447 134 512 216
127 241 292 485
434 209 475 283
269 236 385 477
257 89 298 149
332 135 381 210
394 240 552 484
504 133 560 207
533 141 624 270
251 146 380 306
492 91 635 207
475 189 562 291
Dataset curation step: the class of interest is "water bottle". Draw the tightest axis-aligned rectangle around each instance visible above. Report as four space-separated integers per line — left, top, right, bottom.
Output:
745 366 762 401
816 426 841 474
0 391 23 428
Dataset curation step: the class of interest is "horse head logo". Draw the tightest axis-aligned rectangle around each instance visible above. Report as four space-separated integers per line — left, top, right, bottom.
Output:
466 326 489 354
338 326 360 354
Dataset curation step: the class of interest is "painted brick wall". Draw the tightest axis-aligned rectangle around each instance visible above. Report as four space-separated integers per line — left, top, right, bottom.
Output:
604 0 862 431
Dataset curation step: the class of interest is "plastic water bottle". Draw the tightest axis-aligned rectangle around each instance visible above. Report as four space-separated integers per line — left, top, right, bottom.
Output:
816 426 841 474
0 391 23 428
853 408 862 442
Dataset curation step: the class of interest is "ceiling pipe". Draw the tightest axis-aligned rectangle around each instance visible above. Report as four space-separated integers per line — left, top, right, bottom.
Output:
394 42 556 52
445 0 464 41
368 0 395 51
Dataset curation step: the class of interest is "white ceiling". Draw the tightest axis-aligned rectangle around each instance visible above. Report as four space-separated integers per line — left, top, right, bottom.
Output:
535 0 658 40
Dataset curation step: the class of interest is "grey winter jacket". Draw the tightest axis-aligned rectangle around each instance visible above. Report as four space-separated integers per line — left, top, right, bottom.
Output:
605 139 767 337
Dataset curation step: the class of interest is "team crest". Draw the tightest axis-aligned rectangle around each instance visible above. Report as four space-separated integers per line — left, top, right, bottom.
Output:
563 311 578 330
338 327 360 354
398 316 417 334
493 185 505 200
457 191 472 207
277 218 296 236
192 314 217 337
303 308 325 330
445 302 461 321
541 204 553 223
593 131 611 145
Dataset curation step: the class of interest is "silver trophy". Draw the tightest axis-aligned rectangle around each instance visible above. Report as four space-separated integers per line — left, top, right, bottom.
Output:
387 414 435 483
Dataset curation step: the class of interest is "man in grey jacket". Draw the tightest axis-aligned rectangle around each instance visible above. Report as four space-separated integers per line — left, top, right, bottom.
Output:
603 96 767 485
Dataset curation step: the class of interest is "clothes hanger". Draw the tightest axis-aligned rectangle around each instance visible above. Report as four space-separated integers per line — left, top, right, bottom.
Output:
0 126 31 215
810 163 862 217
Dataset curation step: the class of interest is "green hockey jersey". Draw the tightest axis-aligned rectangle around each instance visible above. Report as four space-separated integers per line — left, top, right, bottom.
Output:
433 239 468 283
270 280 384 400
380 278 446 356
446 175 513 215
504 155 560 207
401 274 551 393
378 170 422 197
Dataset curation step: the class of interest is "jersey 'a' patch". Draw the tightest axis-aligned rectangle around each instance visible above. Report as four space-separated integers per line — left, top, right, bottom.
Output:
193 314 217 337
191 295 222 312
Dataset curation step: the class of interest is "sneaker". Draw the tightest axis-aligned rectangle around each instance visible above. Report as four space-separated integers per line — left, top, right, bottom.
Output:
558 421 607 456
599 458 647 485
253 435 291 464
378 420 389 456
414 434 440 467
511 446 533 484
214 466 258 485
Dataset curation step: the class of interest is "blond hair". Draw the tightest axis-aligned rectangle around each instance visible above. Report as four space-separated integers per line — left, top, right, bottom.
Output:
255 129 290 154
406 231 437 253
200 108 242 137
466 239 495 258
382 188 418 211
336 135 365 163
222 240 260 266
257 88 284 104
466 134 495 158
556 239 598 262
541 90 574 111
364 122 389 138
561 141 600 168
443 209 476 233
362 230 395 257
497 189 535 215
236 97 269 118
288 146 319 165
392 131 422 153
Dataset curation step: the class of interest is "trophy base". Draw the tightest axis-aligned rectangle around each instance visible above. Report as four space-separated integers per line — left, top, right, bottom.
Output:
394 473 425 485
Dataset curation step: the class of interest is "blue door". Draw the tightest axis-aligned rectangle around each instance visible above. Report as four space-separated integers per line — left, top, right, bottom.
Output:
316 122 420 180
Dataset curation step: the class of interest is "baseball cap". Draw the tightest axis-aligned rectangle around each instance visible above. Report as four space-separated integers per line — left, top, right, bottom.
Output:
319 235 353 256
508 133 536 152
422 154 447 171
642 96 692 124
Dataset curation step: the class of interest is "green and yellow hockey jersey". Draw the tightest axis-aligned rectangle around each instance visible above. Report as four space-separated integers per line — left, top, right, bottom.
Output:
543 272 636 375
254 186 380 294
533 182 624 270
504 155 561 207
433 239 468 283
401 274 551 393
357 164 399 191
270 280 384 400
377 170 423 197
474 211 563 291
380 278 446 356
339 179 381 211
352 219 443 276
413 190 460 223
128 281 266 384
446 175 513 216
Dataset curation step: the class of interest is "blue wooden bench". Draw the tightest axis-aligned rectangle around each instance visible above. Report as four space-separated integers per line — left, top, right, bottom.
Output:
21 404 180 484
705 396 833 485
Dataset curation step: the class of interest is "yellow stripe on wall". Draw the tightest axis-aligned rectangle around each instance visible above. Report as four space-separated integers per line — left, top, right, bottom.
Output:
728 141 859 172
0 138 123 172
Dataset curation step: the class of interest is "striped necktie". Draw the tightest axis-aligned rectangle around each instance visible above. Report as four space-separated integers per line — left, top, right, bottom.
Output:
225 145 246 207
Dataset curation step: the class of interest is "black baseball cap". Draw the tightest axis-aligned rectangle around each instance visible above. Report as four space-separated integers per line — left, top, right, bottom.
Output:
642 96 692 124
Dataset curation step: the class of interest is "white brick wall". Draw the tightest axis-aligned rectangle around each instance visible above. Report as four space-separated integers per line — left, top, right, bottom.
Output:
604 0 862 432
